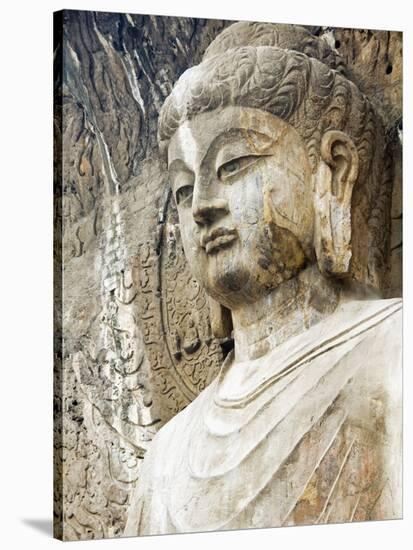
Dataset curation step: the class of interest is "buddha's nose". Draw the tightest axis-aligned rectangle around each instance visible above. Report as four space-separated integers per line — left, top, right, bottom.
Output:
192 197 229 226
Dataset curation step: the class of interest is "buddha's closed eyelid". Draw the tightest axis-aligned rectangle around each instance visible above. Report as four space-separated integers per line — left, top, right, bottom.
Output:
175 184 194 207
213 129 275 172
169 167 195 207
217 154 267 181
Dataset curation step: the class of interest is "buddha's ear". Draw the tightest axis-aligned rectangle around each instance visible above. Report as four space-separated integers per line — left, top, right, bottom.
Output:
313 130 359 277
208 296 233 339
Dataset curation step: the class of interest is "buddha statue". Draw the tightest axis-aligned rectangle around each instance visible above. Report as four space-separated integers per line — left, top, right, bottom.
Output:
125 22 402 535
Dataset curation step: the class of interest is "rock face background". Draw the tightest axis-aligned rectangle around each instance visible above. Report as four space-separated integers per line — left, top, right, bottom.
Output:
53 10 402 541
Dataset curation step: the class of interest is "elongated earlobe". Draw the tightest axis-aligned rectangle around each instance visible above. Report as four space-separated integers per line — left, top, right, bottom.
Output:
314 131 359 277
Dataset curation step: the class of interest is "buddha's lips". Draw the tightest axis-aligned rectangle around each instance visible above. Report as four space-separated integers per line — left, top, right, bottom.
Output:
202 227 237 254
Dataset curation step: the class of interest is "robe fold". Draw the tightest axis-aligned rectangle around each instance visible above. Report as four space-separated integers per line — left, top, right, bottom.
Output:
125 298 402 536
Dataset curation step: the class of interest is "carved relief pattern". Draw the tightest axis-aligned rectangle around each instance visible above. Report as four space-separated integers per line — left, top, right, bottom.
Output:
58 189 224 540
134 197 223 424
58 376 142 540
55 13 233 539
161 204 223 400
55 11 402 540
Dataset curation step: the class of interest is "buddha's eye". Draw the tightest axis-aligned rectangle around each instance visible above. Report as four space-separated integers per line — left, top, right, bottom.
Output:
218 155 261 180
175 185 193 207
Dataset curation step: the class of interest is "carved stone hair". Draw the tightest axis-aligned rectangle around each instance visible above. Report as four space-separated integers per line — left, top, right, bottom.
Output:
158 22 392 291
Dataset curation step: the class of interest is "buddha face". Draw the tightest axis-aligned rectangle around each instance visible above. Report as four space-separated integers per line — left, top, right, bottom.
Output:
167 106 315 310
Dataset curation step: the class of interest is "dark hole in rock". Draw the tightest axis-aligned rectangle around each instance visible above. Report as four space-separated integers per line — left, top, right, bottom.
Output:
386 63 393 75
335 40 341 48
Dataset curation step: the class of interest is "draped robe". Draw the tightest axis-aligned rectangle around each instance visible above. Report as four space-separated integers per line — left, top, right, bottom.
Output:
125 298 402 535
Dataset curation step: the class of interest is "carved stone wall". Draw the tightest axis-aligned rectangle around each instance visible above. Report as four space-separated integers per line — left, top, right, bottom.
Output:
54 10 402 540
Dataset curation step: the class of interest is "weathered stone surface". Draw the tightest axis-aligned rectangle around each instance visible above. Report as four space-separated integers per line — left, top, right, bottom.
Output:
54 10 231 541
54 12 402 541
126 20 402 536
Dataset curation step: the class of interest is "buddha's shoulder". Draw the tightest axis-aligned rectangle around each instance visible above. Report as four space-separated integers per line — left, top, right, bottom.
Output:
342 295 401 318
340 298 402 404
336 297 401 375
336 296 401 344
144 380 217 459
353 296 401 340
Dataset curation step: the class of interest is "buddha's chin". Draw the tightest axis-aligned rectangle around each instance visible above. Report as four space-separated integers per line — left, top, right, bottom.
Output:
195 256 255 308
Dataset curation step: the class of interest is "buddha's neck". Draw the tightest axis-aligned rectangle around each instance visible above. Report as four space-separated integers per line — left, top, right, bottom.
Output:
230 265 343 363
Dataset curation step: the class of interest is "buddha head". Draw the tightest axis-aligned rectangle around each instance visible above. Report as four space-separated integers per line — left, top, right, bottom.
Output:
158 22 391 326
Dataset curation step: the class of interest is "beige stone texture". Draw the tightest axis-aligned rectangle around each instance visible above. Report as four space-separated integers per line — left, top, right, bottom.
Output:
54 13 402 541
